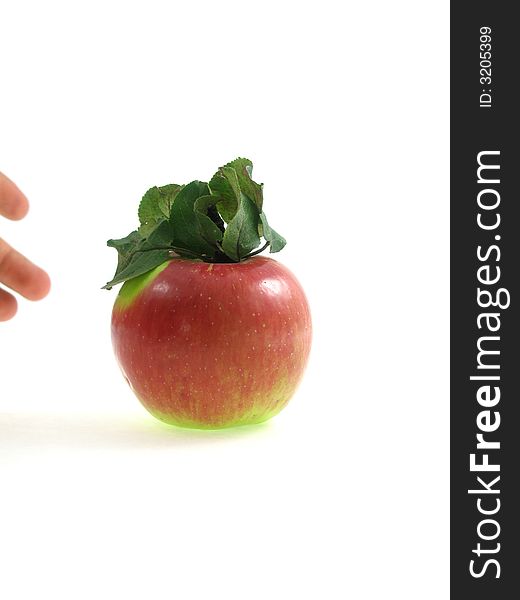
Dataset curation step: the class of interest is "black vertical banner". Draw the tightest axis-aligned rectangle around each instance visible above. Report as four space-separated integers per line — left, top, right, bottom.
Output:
451 3 518 598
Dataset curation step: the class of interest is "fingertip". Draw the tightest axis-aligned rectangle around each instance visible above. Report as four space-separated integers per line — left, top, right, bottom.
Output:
0 288 18 321
28 268 51 301
0 173 30 220
12 194 30 220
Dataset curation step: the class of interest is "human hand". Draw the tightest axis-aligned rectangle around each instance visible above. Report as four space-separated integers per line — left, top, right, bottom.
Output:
0 172 51 321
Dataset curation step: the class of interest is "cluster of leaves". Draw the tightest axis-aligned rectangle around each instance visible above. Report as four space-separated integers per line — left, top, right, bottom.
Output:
103 158 286 289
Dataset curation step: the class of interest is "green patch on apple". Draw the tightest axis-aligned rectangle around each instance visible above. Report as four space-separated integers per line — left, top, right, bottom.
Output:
114 262 170 309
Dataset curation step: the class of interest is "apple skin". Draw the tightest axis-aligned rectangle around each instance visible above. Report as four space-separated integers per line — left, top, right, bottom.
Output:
111 256 312 429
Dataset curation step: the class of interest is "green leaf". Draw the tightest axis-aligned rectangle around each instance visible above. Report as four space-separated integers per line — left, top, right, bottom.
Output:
104 157 287 289
208 158 263 224
157 184 183 216
170 181 218 258
144 219 175 247
106 231 143 279
208 170 238 223
138 184 182 236
221 194 261 261
103 248 171 289
223 157 263 211
104 221 175 289
194 195 224 247
259 212 286 253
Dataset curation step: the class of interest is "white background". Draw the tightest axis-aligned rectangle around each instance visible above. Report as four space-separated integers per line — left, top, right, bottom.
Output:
0 1 449 598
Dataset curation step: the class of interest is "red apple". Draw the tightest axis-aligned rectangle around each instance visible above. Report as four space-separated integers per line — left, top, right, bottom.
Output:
111 256 312 429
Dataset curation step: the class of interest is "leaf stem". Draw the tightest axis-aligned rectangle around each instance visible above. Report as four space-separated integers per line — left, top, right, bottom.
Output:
242 241 270 260
132 245 204 260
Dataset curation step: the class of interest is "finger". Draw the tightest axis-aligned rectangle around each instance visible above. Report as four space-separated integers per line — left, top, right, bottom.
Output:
0 287 18 321
0 238 51 301
0 172 30 220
